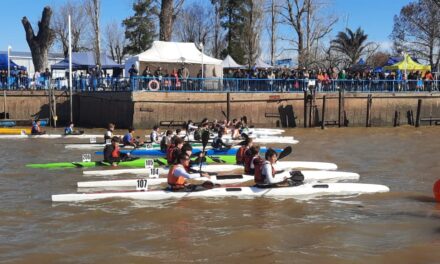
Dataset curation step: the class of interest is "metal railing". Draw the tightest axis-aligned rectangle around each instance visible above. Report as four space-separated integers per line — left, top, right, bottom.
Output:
0 76 439 93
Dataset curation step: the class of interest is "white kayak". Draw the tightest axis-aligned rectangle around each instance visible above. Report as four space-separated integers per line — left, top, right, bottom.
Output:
77 170 360 188
82 161 338 176
52 183 390 202
0 134 102 139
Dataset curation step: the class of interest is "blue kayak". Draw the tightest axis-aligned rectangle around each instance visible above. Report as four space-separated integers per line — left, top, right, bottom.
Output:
95 147 283 157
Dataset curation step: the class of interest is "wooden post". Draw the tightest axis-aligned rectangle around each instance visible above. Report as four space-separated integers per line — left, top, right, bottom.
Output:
308 94 312 128
415 99 422 127
303 90 307 128
321 95 326 129
366 94 372 127
338 89 342 127
226 92 230 122
3 90 6 120
393 111 399 127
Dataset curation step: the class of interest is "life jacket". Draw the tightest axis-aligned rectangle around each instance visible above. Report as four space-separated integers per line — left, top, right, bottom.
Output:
193 129 201 141
236 145 247 165
254 158 272 184
111 145 120 158
167 164 186 188
243 150 254 174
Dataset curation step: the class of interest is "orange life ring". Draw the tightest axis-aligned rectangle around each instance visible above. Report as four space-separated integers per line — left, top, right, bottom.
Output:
148 80 160 91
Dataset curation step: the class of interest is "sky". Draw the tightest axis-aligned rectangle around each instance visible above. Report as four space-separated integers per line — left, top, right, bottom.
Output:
0 0 413 56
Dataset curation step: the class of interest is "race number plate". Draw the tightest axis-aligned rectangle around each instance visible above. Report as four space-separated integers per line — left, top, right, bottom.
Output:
149 168 159 179
136 179 148 190
90 137 97 143
82 154 92 162
144 159 154 169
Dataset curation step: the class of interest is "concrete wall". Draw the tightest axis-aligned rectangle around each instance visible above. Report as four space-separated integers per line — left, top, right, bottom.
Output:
2 90 440 128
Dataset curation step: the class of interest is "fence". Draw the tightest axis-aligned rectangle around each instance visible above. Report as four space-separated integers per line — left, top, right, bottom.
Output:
0 76 439 93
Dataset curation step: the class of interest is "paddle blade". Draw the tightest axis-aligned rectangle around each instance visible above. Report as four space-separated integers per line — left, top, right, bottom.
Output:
221 110 227 119
278 146 292 160
201 130 210 148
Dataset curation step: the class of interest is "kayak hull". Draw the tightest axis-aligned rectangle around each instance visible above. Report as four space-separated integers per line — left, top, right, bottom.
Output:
52 183 390 202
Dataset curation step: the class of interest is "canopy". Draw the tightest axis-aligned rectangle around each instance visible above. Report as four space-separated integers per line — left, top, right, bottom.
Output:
51 52 122 70
254 58 273 69
348 58 371 72
222 55 244 69
383 54 431 71
0 54 27 71
125 41 223 77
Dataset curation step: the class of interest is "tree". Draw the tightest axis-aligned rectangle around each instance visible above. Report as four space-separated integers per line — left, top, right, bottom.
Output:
104 21 126 64
123 0 158 55
220 0 247 64
367 51 391 68
22 6 55 72
331 27 372 66
391 0 440 70
266 0 280 65
159 0 184 41
174 2 212 45
210 0 226 58
279 0 337 68
86 0 101 67
51 0 90 57
242 0 265 67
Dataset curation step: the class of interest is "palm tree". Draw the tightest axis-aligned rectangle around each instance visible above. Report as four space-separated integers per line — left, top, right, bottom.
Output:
331 27 371 66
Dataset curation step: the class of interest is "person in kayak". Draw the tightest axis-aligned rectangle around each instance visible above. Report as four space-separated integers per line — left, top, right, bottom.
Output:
104 123 115 142
150 125 160 143
64 122 84 135
167 153 210 191
254 148 290 187
103 136 130 166
166 137 185 165
122 127 142 147
244 145 261 174
31 119 45 135
160 130 173 152
211 131 230 149
236 138 253 165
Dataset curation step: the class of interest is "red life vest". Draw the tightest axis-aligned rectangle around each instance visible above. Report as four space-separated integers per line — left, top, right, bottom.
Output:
166 144 176 164
243 151 254 174
167 164 186 188
254 159 275 184
236 145 247 165
111 145 120 158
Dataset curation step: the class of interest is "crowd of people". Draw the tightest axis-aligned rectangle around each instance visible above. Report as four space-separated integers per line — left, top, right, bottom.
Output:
1 63 438 92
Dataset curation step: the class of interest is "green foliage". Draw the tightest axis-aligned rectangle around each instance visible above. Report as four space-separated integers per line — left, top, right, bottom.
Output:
123 0 158 55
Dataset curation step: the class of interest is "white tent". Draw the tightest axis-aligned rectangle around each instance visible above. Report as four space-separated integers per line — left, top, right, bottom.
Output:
125 41 223 78
254 58 273 69
222 55 244 69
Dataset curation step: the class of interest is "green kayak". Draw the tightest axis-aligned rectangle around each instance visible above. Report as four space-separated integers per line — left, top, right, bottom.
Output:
26 155 236 169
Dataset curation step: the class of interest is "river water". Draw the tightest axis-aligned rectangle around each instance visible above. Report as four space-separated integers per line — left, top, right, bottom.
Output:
0 126 439 263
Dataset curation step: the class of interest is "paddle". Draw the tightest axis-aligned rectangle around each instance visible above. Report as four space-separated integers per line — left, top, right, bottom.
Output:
221 110 227 120
277 146 292 161
200 128 211 176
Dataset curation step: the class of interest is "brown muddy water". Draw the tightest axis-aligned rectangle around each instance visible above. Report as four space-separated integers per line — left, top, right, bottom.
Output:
0 126 439 263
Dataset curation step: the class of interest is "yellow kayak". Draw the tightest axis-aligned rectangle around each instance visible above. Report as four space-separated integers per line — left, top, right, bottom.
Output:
0 128 32 135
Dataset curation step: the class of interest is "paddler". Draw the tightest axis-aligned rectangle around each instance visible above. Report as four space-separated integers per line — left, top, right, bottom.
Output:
64 122 83 135
160 130 173 152
122 127 142 147
166 137 185 164
167 153 210 191
236 138 253 165
211 131 230 149
150 125 160 143
254 148 292 187
104 123 115 142
103 136 130 166
31 119 45 135
244 145 261 174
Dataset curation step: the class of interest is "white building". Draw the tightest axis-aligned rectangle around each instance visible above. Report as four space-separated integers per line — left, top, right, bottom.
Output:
0 50 64 77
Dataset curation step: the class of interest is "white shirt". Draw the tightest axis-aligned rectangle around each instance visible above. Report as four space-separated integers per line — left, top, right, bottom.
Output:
262 161 285 185
150 131 159 142
173 165 200 179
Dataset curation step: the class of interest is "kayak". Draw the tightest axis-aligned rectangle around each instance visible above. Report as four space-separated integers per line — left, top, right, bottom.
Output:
0 134 102 139
224 137 298 144
82 161 339 176
52 183 390 202
26 156 238 169
65 142 204 150
94 147 283 157
0 128 32 135
77 170 360 188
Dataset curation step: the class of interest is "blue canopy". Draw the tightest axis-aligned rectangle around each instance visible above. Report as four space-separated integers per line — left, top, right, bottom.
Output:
0 54 27 71
51 52 122 70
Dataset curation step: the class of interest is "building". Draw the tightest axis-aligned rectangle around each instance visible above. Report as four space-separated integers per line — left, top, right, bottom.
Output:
0 50 64 77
